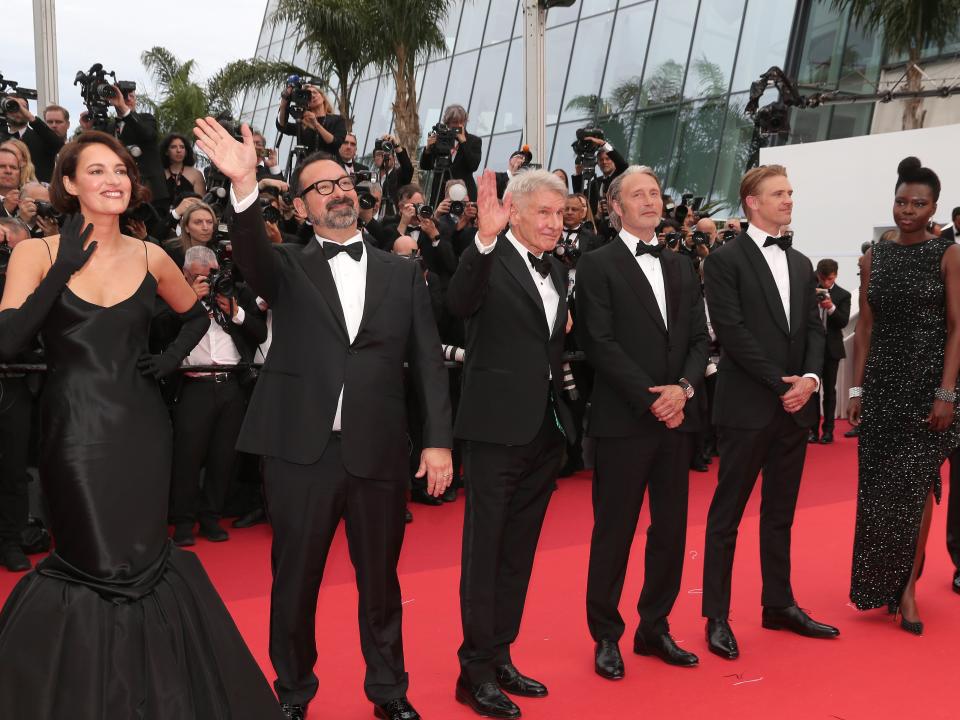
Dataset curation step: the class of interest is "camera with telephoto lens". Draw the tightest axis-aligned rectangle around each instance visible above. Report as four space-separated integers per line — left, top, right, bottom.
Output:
430 123 459 171
0 74 39 136
664 231 684 249
375 138 395 154
284 75 316 120
73 64 135 134
554 236 583 268
449 200 466 216
34 200 61 220
719 228 737 242
413 203 434 220
260 199 281 225
571 127 605 174
692 230 711 247
356 181 377 211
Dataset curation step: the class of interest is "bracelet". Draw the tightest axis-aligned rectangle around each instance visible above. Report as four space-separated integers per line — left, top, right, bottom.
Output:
848 386 863 399
935 387 957 403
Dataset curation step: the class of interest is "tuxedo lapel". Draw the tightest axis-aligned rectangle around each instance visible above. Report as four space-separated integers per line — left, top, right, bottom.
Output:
549 261 567 339
662 251 682 335
738 235 789 335
299 239 349 342
498 237 548 334
786 248 810 336
357 243 391 336
611 240 667 335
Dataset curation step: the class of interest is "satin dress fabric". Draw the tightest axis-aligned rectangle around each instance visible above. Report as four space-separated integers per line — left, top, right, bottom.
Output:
0 272 283 719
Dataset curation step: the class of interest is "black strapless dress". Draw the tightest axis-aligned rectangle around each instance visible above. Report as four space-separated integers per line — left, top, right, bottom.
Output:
0 273 283 718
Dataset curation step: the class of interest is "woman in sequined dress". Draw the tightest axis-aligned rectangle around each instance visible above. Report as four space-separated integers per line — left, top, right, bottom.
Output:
847 157 960 634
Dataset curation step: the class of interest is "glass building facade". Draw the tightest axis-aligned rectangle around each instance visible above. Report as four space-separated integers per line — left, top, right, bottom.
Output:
239 0 960 212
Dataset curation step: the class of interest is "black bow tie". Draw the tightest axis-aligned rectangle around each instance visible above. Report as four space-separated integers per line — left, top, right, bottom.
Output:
323 242 363 261
763 235 792 251
527 252 551 278
635 241 664 258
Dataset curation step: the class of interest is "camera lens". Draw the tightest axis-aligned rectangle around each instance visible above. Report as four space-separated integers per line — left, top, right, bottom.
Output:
449 200 465 216
1 98 19 114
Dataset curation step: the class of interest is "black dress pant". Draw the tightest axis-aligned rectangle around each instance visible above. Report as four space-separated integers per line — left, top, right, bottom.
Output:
264 436 409 705
0 377 32 547
169 376 246 525
458 405 564 686
818 357 840 433
702 410 808 619
586 426 692 641
947 449 960 570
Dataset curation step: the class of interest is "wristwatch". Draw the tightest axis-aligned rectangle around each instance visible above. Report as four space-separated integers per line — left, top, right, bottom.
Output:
678 378 695 400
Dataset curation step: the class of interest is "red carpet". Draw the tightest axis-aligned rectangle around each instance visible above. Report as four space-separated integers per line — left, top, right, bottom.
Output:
2 422 957 719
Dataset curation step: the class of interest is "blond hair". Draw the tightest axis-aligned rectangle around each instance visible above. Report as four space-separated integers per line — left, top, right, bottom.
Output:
740 164 787 218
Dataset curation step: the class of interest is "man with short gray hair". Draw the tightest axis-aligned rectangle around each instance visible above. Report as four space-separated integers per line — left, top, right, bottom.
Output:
421 103 483 202
449 168 575 719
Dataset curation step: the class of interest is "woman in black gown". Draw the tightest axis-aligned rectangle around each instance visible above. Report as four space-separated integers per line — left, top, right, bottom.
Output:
848 157 960 634
0 131 283 717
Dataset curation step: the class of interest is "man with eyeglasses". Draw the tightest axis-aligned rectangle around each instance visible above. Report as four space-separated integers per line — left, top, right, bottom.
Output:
194 117 453 720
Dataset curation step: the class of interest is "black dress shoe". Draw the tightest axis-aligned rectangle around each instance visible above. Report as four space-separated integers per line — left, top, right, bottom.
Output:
405 507 413 523
410 487 443 506
441 486 458 503
374 697 421 720
820 431 834 444
953 571 960 594
496 663 547 698
594 639 624 680
232 507 266 528
807 431 819 444
172 523 195 547
634 630 699 667
761 606 839 638
280 703 306 720
0 544 30 572
706 618 739 660
844 426 859 438
199 518 229 542
455 677 520 719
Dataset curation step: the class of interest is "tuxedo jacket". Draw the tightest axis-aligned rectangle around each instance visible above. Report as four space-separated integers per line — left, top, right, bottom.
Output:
447 235 575 445
277 114 348 157
21 119 65 184
118 111 167 204
576 239 709 437
421 132 483 201
229 202 452 477
703 233 825 429
571 147 628 216
823 282 851 361
941 225 957 242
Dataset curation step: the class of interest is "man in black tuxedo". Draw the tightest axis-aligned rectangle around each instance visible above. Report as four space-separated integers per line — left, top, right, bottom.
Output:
576 167 708 680
494 148 532 199
812 259 851 444
107 89 168 208
940 206 960 242
448 169 575 720
4 96 64 183
421 104 483 202
701 165 839 661
194 117 453 720
338 132 369 176
571 137 627 220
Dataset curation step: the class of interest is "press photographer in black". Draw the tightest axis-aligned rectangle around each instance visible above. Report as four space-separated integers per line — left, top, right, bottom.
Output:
2 93 64 184
390 185 458 278
15 182 60 238
104 83 168 208
372 134 414 219
433 179 478 257
494 147 533 199
810 259 850 445
277 80 347 158
571 130 627 223
252 131 284 181
420 104 482 203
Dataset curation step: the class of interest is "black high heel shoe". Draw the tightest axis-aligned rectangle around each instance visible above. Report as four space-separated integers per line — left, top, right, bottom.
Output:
895 609 923 635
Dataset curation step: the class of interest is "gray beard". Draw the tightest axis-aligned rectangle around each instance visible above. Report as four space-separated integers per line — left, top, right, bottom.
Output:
313 205 358 230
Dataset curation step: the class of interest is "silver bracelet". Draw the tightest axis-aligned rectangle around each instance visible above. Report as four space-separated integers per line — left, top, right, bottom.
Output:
848 386 863 399
935 387 957 403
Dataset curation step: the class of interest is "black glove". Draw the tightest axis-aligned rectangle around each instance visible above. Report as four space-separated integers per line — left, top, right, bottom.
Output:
137 300 208 379
0 213 96 360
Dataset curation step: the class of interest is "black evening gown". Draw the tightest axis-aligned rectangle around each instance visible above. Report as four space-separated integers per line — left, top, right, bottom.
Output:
851 236 960 609
0 271 283 718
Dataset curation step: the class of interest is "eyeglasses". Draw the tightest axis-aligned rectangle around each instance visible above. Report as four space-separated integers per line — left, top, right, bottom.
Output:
300 176 356 198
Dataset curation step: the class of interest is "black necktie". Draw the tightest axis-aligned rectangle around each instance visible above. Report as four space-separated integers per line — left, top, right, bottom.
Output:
636 241 664 258
324 242 363 261
527 252 551 278
763 235 792 251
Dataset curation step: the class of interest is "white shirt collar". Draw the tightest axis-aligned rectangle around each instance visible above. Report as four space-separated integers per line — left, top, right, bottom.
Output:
505 229 535 259
315 231 364 247
746 223 781 248
619 227 658 253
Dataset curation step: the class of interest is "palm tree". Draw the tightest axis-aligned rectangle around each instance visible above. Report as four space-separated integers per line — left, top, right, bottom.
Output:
831 0 960 129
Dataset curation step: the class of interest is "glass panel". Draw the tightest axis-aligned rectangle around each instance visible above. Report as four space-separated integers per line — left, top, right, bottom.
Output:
456 0 489 53
630 106 678 180
599 2 655 115
712 94 755 211
352 79 378 154
546 24 576 124
366 76 396 153
838 16 883 93
546 1 580 28
485 0 519 46
545 124 558 170
440 1 464 57
486 132 523 171
266 41 282 61
256 13 274 50
280 28 297 59
788 104 831 144
252 108 269 139
419 59 452 142
683 0 745 99
795 0 846 88
731 0 797 92
596 113 632 161
550 121 582 175
496 40 523 132
582 0 617 16
444 50 480 111
828 103 872 140
666 99 727 199
470 43 509 136
640 0 699 107
560 12 616 124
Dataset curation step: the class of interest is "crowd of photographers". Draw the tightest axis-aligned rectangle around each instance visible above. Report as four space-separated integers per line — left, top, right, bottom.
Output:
0 70 849 568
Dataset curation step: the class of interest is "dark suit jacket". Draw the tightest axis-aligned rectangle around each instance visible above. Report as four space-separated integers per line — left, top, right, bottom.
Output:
421 132 483 201
277 114 347 156
20 119 65 183
576 238 709 436
571 147 628 216
340 159 370 175
822 282 851 361
118 111 167 204
229 202 452 477
941 225 958 242
703 233 825 429
447 234 575 445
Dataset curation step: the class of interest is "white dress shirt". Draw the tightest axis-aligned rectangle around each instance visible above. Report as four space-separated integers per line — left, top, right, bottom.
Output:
620 228 667 328
475 230 560 334
183 310 243 369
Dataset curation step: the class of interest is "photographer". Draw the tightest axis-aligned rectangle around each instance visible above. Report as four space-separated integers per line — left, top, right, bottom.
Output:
356 180 393 249
390 184 458 278
169 245 266 547
434 178 478 256
3 95 64 183
277 82 346 157
163 201 217 268
373 133 414 218
420 104 482 202
494 147 533 199
0 147 22 217
105 85 167 208
252 131 283 181
338 132 368 175
811 258 850 445
43 105 70 140
571 133 627 221
161 133 206 208
16 182 60 238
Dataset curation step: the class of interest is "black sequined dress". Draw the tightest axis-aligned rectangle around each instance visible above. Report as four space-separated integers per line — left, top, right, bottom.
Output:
0 270 284 718
851 236 960 609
